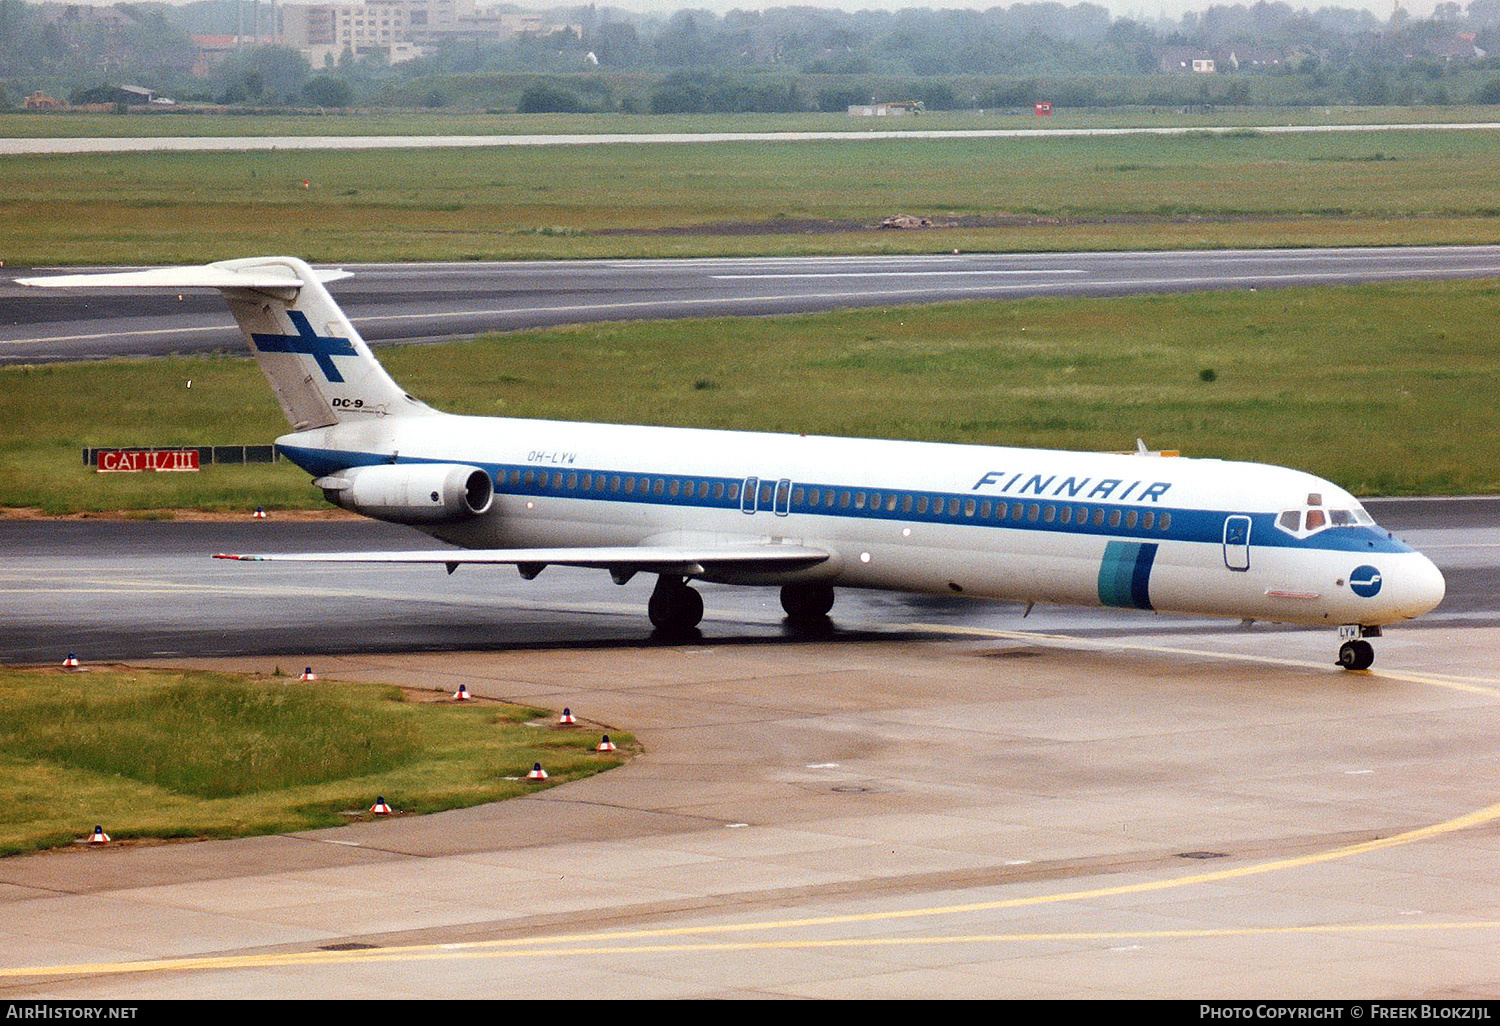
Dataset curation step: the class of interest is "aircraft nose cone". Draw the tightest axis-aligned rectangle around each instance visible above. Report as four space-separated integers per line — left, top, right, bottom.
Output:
1400 553 1446 619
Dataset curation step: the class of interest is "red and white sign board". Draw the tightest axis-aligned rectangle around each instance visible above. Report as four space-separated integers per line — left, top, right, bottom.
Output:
1034 102 1053 116
96 449 200 473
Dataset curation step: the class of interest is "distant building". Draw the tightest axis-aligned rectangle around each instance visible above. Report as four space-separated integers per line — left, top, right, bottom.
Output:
273 0 581 67
1157 47 1219 73
1407 32 1487 61
847 101 923 116
191 36 240 78
72 84 175 106
22 91 64 110
1226 48 1285 70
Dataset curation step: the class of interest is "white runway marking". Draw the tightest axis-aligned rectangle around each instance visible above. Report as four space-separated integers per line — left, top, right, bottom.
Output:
709 269 1084 279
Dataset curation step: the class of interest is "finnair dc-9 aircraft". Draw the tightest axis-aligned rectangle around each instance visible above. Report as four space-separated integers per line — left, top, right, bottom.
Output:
22 256 1445 670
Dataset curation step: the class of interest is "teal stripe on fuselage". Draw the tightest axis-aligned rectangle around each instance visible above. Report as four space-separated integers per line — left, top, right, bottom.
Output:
1098 540 1157 610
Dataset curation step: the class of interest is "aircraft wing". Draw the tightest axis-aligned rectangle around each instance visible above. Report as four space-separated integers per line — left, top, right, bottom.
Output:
213 543 830 577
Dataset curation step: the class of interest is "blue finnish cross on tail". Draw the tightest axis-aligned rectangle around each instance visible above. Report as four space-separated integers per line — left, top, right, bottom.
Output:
250 311 357 383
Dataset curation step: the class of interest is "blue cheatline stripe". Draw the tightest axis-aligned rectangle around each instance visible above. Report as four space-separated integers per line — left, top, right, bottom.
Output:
1098 541 1158 609
273 444 1411 556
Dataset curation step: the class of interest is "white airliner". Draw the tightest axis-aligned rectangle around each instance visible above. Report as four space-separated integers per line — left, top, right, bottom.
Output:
21 256 1445 670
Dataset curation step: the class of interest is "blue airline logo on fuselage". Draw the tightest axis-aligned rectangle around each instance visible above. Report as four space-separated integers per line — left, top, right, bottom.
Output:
251 311 358 383
1350 565 1383 598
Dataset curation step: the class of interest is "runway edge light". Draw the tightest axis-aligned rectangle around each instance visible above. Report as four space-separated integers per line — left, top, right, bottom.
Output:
88 825 109 845
527 763 548 781
454 683 470 701
300 666 317 681
63 652 80 669
253 507 267 519
559 707 576 725
370 796 392 815
596 735 617 752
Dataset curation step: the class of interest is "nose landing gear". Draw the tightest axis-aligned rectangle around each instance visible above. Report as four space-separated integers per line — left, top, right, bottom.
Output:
1336 624 1381 671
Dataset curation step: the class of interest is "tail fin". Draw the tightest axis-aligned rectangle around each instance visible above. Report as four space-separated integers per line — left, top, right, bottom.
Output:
18 256 429 430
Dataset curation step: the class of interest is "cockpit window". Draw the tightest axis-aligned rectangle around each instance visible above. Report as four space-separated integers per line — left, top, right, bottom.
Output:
1275 500 1372 537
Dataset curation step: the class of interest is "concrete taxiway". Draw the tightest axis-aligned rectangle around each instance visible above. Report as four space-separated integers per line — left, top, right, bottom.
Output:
0 501 1497 998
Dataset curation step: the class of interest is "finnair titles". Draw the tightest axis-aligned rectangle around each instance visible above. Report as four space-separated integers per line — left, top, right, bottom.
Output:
20 256 1444 670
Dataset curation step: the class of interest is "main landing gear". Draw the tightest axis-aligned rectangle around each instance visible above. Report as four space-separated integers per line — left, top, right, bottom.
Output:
1336 624 1381 671
648 575 704 634
780 582 835 626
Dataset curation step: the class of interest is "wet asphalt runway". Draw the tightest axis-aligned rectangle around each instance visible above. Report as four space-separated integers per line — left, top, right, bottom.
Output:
6 246 1500 364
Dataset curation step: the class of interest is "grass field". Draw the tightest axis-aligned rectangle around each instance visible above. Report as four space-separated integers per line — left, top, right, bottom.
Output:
0 665 633 857
4 127 1500 265
4 280 1497 512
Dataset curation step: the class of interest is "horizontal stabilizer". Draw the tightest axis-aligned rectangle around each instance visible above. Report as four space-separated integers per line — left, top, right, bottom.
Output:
19 256 414 431
215 543 830 576
16 263 352 291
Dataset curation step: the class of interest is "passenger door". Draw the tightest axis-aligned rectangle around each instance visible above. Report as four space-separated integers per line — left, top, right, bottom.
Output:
1223 515 1252 572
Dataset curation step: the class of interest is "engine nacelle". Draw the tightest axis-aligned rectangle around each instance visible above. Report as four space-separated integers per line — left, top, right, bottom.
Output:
318 463 494 524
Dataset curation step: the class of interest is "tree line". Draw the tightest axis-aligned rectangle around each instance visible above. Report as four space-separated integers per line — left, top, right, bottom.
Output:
2 0 1500 112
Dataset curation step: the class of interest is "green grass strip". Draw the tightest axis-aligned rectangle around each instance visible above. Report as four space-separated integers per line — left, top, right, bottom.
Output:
4 127 1500 263
0 666 633 857
3 281 1498 507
